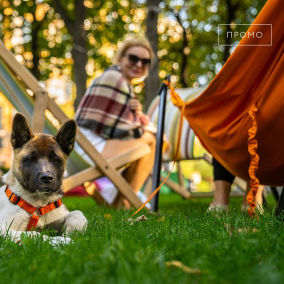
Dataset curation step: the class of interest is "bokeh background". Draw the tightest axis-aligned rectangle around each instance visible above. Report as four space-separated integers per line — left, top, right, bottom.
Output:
0 0 267 191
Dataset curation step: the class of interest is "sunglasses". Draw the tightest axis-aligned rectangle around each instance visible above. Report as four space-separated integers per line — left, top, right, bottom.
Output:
126 54 151 67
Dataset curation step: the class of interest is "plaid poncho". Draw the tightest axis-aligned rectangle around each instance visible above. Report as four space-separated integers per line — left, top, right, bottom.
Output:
75 66 143 139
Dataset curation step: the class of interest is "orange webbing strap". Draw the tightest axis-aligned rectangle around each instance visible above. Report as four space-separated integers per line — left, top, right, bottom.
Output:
247 105 259 218
5 185 62 230
38 199 62 215
27 215 40 231
5 186 37 214
127 81 185 219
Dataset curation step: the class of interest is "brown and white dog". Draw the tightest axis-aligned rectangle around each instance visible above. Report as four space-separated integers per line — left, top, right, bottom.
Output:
0 113 87 245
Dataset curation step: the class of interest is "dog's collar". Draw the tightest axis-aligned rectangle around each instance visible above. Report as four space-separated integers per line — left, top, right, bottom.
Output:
5 184 62 231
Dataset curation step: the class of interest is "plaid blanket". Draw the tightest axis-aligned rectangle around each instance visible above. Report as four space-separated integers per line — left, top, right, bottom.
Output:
75 66 143 139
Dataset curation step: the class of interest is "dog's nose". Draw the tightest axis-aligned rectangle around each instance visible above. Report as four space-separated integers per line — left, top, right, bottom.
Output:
40 173 54 184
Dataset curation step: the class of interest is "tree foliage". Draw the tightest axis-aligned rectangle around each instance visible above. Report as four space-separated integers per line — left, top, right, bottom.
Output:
0 0 267 111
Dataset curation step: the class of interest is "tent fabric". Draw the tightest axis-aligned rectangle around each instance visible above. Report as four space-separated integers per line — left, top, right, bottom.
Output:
170 0 284 187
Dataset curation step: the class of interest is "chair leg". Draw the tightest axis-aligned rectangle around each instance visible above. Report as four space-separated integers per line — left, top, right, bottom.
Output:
275 185 284 218
83 182 111 207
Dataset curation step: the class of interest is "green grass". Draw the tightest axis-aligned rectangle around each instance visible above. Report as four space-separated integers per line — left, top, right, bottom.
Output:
0 194 283 284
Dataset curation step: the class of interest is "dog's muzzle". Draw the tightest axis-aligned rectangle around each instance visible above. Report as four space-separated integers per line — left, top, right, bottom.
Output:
40 172 54 184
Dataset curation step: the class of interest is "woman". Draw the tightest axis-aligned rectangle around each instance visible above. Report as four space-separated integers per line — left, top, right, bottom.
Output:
75 36 156 206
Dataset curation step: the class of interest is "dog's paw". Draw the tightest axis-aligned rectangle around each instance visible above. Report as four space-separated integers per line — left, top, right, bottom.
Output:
48 236 73 247
65 210 88 234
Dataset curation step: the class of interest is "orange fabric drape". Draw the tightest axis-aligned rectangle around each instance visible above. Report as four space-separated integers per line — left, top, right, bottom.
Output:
171 0 284 186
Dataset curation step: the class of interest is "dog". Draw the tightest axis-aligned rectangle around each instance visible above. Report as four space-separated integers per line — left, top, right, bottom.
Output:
0 113 87 245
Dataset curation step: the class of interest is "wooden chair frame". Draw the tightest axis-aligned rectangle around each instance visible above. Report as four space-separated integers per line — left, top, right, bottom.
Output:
0 40 152 208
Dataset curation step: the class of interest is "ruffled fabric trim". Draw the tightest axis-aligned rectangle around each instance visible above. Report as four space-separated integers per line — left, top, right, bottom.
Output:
247 105 260 217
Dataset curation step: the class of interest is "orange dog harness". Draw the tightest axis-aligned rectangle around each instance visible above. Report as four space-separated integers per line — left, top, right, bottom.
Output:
5 185 62 231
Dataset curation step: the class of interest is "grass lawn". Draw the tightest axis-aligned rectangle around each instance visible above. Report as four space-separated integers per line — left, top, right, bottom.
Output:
0 193 283 284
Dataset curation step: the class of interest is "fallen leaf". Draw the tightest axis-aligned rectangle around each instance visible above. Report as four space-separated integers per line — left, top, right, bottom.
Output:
223 223 260 235
237 227 260 233
158 216 165 222
136 215 148 222
128 215 148 225
166 261 201 274
223 223 233 236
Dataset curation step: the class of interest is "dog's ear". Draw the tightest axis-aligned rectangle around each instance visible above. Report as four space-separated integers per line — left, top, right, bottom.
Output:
11 113 34 149
54 120 77 155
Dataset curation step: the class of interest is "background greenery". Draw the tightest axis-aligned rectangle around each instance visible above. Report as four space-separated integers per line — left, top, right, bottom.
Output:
0 1 268 188
0 0 267 104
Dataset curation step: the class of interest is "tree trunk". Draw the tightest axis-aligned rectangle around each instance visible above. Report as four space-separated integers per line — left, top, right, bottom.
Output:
31 22 41 80
175 11 188 88
224 0 239 62
72 33 87 110
51 0 87 111
144 0 161 111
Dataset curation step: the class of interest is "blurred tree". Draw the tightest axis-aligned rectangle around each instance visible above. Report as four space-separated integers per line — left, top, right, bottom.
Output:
0 0 267 114
0 0 72 81
51 0 87 110
223 0 239 61
144 0 161 110
158 0 267 92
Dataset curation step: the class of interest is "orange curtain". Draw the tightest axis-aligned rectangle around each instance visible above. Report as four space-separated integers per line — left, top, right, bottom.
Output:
171 0 284 186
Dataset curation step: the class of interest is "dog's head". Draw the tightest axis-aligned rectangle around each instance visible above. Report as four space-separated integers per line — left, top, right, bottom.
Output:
10 113 76 194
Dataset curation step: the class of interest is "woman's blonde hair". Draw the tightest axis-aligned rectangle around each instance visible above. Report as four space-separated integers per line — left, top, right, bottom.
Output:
112 35 155 66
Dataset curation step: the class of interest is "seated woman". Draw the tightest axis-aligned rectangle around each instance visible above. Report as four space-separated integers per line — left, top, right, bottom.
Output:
74 36 156 207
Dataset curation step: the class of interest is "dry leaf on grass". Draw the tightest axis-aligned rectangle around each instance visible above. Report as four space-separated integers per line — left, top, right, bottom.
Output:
223 223 233 236
223 223 260 235
158 216 165 222
136 215 148 222
237 227 260 233
166 261 201 274
128 215 148 225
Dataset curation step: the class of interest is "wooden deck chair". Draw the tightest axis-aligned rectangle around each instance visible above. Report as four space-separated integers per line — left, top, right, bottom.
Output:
0 39 151 208
146 87 246 199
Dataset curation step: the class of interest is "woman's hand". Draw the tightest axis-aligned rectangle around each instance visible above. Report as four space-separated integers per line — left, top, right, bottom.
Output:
129 98 150 125
139 113 150 125
129 98 142 111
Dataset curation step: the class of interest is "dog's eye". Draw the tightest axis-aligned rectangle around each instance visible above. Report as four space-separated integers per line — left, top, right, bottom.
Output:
51 155 61 164
24 155 35 163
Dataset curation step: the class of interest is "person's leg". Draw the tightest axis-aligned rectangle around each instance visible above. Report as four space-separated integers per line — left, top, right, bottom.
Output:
208 158 235 211
242 183 264 212
102 131 156 192
122 141 156 193
211 180 232 206
255 185 264 207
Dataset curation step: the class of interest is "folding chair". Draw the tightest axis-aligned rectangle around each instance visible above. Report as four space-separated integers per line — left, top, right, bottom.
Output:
0 39 151 208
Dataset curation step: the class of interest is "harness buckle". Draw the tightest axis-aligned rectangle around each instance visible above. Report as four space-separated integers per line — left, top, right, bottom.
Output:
54 200 59 208
9 193 21 205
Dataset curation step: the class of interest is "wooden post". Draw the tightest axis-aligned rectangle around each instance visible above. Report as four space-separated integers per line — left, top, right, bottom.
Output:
32 90 49 133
